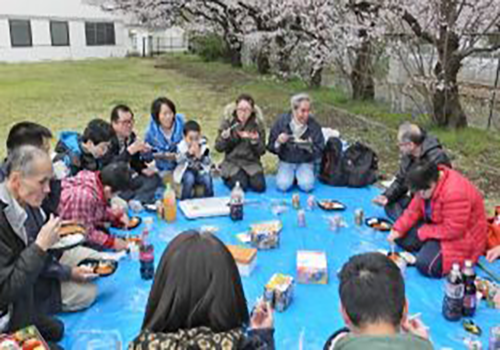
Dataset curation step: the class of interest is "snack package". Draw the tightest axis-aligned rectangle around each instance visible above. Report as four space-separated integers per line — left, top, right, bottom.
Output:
226 245 257 277
296 251 328 284
250 220 282 250
263 273 294 312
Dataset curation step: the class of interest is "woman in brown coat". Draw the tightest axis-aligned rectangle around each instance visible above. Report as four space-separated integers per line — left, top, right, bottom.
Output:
215 94 266 192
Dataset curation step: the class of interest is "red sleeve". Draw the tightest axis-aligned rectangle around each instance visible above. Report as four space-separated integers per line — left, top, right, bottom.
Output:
63 187 115 249
106 207 125 229
393 196 424 236
418 190 469 242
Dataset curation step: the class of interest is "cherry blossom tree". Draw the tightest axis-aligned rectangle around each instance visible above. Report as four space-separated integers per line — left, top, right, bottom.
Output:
379 0 500 127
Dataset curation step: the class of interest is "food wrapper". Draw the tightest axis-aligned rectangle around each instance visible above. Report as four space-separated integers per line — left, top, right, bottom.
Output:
250 220 282 250
226 245 257 277
296 251 328 284
264 273 294 312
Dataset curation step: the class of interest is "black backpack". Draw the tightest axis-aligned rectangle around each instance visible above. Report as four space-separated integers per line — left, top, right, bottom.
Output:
319 137 348 186
343 141 378 187
319 137 378 188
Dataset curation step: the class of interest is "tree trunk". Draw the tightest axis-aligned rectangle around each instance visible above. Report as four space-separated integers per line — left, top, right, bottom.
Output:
309 66 323 88
228 47 242 67
275 35 291 77
350 39 375 100
432 31 468 128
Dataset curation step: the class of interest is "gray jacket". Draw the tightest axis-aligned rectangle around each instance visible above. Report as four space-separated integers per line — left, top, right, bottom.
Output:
384 134 451 203
0 183 48 332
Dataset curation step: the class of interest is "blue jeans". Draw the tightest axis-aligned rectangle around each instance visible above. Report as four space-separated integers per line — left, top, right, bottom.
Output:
276 161 315 192
181 169 214 200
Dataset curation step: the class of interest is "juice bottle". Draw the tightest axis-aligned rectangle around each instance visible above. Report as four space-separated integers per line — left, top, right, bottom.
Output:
163 183 177 222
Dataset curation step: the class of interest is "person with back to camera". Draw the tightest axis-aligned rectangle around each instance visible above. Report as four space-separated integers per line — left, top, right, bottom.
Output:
129 230 275 350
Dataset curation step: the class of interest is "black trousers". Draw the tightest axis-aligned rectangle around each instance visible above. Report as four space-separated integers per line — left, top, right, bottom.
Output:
33 314 64 349
223 170 266 193
385 195 425 252
119 173 162 204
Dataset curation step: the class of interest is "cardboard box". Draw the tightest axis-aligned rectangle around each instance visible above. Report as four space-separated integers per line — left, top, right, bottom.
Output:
250 220 282 250
263 273 294 312
226 245 257 277
297 250 328 284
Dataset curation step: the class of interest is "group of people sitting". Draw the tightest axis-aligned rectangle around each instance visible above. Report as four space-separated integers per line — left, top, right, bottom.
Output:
0 91 498 349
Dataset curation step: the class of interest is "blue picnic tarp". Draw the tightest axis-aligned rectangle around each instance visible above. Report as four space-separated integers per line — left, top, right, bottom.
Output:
59 177 500 349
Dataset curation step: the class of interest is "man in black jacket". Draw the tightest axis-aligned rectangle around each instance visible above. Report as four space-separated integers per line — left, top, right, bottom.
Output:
1 122 100 316
373 123 451 221
0 146 63 349
102 104 162 204
267 93 325 192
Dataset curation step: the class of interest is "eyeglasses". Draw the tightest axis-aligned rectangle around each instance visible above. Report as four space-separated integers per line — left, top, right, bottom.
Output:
118 118 135 126
237 107 253 112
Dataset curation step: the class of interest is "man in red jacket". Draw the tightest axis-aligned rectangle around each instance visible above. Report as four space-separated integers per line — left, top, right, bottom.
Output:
388 160 487 277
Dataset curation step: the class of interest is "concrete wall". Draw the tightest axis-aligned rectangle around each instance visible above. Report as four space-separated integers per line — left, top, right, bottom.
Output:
0 0 127 62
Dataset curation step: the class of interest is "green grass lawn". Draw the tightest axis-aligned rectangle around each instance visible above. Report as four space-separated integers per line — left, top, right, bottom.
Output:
1 53 499 206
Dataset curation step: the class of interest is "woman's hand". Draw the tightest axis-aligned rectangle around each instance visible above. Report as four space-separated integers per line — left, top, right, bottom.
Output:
250 300 274 330
486 246 500 263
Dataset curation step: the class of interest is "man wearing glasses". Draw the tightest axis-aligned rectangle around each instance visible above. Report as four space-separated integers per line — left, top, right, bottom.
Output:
373 122 451 250
103 105 161 204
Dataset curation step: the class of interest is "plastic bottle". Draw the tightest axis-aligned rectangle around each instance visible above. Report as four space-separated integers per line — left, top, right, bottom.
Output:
462 260 477 317
442 263 465 321
163 183 177 222
230 181 244 221
139 218 155 280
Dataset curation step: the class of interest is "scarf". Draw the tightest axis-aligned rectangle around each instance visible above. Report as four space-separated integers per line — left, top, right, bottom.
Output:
289 115 308 140
129 327 245 350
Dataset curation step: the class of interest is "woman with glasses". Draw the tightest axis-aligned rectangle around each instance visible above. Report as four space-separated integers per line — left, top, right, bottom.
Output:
215 94 267 192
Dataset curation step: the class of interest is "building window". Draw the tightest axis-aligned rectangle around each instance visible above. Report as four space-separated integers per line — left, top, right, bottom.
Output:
50 21 70 46
85 22 115 46
9 20 32 47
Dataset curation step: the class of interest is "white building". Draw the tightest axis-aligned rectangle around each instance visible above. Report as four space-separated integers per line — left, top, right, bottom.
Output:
0 0 187 63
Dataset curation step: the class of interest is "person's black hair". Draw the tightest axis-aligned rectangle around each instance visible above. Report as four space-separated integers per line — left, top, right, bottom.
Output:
236 94 255 108
233 94 256 120
151 97 177 125
141 231 249 333
183 120 201 136
110 104 134 123
339 252 405 328
99 161 132 193
6 122 52 152
82 119 115 144
406 160 440 192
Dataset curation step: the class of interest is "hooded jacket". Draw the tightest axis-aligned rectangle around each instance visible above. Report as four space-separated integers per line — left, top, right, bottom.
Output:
393 166 487 274
215 103 266 178
144 114 185 172
54 131 101 177
384 134 451 203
